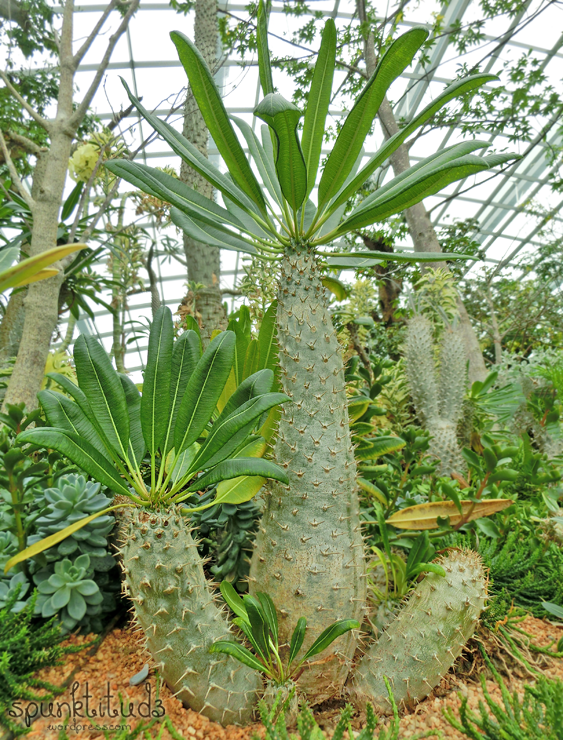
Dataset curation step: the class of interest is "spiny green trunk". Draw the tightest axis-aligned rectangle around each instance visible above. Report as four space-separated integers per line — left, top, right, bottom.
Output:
121 508 261 725
250 247 365 703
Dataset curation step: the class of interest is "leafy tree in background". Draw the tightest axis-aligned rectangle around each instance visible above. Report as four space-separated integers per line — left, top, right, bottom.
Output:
0 0 139 411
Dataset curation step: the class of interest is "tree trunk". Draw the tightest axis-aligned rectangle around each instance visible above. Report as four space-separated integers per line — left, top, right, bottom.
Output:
0 288 26 366
3 126 73 411
250 248 366 703
180 0 226 341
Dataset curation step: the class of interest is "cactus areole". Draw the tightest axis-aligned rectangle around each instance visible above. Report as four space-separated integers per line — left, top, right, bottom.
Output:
102 0 513 722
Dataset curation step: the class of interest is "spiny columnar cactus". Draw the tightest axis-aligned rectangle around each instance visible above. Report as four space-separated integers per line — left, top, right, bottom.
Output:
120 508 261 725
352 549 486 713
404 315 467 475
250 249 366 703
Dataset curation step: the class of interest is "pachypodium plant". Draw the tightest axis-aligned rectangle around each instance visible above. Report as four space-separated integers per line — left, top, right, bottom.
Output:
100 0 510 718
7 305 290 724
211 581 359 717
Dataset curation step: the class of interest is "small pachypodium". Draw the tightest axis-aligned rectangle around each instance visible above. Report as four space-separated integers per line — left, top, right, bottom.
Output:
351 549 487 712
404 314 467 475
120 508 261 725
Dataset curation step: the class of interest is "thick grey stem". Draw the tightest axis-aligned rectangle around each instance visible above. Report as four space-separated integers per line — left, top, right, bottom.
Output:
250 249 365 703
179 0 226 341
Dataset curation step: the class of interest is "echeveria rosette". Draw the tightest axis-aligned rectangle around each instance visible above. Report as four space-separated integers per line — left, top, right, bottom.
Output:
29 475 114 559
34 554 103 632
0 572 30 612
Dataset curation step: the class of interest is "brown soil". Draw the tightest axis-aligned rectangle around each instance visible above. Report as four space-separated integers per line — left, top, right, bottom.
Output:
13 615 563 740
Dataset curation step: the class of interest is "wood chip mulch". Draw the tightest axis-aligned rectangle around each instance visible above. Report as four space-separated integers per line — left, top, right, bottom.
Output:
9 615 563 740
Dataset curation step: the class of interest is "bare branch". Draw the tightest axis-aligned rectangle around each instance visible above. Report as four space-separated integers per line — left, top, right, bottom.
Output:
0 130 34 210
4 131 44 156
68 0 140 131
73 0 119 67
0 71 50 131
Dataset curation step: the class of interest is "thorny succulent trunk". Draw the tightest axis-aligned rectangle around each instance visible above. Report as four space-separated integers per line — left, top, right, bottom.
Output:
352 549 486 712
180 0 226 341
121 508 261 725
250 247 366 703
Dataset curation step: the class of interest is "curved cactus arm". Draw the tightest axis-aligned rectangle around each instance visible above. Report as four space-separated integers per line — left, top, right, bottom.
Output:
350 549 487 713
119 507 261 725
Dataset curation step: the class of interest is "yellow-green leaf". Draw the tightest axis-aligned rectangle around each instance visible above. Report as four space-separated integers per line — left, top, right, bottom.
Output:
15 267 59 286
322 276 348 301
357 477 387 506
0 243 87 294
4 503 133 574
386 499 513 530
348 398 370 422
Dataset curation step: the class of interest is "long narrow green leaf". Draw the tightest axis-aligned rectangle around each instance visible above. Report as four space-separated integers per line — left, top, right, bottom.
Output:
288 617 307 666
300 619 360 662
224 193 271 239
231 116 283 206
187 392 289 473
243 339 260 379
170 31 266 213
4 503 133 574
116 79 262 217
17 428 131 496
174 331 236 455
105 161 249 237
119 374 146 465
170 209 258 255
317 27 428 211
257 0 274 96
208 641 266 674
73 335 129 459
163 330 201 454
220 581 249 621
184 457 289 493
328 72 498 212
256 592 278 645
255 94 307 212
326 251 475 268
301 18 336 197
244 596 271 661
37 390 108 457
258 301 278 374
45 372 104 439
141 306 173 454
346 141 490 220
337 154 516 232
221 368 275 420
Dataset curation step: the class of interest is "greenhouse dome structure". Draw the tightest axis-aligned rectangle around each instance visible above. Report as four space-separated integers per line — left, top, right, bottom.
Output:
1 0 563 737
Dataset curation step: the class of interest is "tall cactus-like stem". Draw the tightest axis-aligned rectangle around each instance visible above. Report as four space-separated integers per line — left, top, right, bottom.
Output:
250 247 366 703
404 315 467 475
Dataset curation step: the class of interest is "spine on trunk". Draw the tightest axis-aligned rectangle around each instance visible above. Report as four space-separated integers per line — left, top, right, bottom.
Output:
119 507 260 725
249 249 366 704
351 549 486 712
